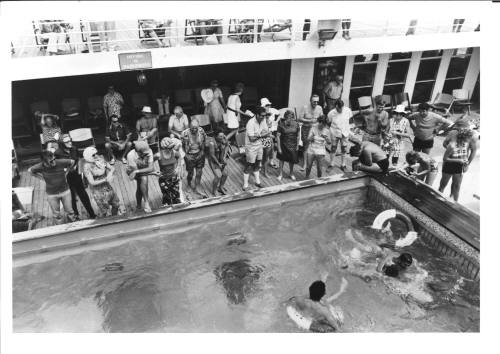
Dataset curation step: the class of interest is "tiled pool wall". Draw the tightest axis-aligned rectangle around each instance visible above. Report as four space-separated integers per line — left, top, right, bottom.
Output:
367 180 480 284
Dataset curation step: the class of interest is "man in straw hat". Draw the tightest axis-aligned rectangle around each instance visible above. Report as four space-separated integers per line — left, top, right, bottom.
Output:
136 106 159 153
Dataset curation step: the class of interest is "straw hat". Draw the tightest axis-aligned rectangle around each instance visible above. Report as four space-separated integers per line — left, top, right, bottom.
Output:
201 88 214 104
142 106 152 114
393 104 407 114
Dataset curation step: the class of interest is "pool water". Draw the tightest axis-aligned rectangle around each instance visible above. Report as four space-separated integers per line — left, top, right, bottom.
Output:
13 191 479 332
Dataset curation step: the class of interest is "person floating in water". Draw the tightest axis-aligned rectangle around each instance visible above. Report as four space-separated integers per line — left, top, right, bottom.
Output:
377 252 413 278
287 274 348 332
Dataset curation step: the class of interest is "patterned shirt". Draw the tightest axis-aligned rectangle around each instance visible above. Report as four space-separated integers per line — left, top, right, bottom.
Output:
107 122 130 142
103 92 124 118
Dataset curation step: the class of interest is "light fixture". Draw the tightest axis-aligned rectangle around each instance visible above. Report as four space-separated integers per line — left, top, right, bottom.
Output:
137 70 147 86
317 20 338 48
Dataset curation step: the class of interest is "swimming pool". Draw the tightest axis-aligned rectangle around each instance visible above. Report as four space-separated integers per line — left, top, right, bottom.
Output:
12 175 480 332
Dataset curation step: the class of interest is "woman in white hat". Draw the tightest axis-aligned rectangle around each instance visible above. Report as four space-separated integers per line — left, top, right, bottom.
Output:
156 137 182 206
82 146 122 217
203 80 226 132
388 104 411 167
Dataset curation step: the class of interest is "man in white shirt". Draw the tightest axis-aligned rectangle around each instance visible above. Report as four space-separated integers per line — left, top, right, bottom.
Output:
323 75 344 113
243 107 270 191
327 99 352 171
168 106 190 139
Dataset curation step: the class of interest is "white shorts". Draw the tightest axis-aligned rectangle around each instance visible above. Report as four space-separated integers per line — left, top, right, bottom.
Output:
245 144 263 164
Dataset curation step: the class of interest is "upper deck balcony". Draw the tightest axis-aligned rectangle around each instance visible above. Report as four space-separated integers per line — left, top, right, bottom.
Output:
10 18 481 80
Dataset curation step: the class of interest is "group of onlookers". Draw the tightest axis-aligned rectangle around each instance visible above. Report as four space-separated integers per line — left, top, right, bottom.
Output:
25 80 478 226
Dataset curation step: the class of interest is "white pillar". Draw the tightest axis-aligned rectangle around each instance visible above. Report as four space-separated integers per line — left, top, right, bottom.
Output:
404 51 423 100
462 47 480 97
431 48 454 101
288 58 315 109
372 53 390 97
342 55 355 108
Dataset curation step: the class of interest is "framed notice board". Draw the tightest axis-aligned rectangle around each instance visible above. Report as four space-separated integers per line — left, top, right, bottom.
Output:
118 52 152 71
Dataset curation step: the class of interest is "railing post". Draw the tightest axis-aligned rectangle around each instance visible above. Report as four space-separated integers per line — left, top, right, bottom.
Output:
253 18 258 43
176 19 182 47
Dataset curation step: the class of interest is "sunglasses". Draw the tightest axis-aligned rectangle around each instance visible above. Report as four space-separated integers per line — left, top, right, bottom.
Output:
312 101 319 103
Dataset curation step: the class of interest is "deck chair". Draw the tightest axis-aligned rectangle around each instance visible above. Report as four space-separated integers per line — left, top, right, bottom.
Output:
392 92 411 111
263 19 292 41
69 128 95 156
429 93 454 114
86 96 105 130
357 96 373 110
452 89 472 114
61 98 83 130
192 114 213 136
174 89 194 114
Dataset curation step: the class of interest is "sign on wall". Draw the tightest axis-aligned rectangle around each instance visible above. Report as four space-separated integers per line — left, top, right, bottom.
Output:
118 52 152 71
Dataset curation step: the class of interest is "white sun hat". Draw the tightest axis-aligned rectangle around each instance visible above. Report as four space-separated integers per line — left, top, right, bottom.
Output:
260 97 272 107
142 106 152 113
393 104 407 114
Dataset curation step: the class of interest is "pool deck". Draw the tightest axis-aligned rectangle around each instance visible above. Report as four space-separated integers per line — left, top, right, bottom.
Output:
16 150 346 230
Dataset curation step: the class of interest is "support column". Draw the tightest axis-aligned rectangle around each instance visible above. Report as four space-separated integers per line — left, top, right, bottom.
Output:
462 47 480 96
404 51 423 100
372 53 390 97
342 55 355 108
288 58 315 109
431 48 454 101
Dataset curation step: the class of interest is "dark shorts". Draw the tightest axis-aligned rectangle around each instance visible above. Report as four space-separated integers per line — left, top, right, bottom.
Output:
413 137 434 150
375 158 390 173
184 151 205 171
442 161 465 175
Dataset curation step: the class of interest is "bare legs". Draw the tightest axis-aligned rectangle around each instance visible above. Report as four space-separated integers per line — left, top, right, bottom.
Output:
439 173 463 202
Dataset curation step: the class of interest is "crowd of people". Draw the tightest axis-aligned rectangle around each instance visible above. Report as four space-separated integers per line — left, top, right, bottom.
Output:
24 81 478 226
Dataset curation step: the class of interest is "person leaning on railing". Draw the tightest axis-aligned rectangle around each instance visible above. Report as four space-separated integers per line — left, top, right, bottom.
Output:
196 19 223 44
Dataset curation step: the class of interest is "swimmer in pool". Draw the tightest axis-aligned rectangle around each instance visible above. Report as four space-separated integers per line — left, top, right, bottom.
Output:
377 252 413 278
288 274 348 332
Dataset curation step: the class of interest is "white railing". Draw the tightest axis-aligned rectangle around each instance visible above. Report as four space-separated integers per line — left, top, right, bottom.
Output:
10 19 480 58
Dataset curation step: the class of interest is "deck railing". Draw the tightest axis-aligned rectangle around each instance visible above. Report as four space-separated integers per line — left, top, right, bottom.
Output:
11 18 480 58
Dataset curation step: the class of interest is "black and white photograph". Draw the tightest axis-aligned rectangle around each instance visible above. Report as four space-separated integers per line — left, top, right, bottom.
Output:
0 0 496 353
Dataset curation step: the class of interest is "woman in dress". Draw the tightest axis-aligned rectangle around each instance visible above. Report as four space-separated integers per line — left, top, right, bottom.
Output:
276 110 300 181
388 105 411 167
38 112 62 151
156 137 182 206
204 80 226 132
83 146 123 217
226 82 246 143
261 110 274 177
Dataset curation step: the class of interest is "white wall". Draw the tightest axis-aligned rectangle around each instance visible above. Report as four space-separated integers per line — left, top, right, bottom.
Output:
288 58 315 109
462 47 480 97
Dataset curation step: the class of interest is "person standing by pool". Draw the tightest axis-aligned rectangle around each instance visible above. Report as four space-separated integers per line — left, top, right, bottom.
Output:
182 117 207 197
204 80 226 132
82 146 122 218
168 106 190 140
126 141 155 213
261 97 281 169
438 128 476 202
407 102 453 154
206 131 229 195
55 134 97 220
38 112 62 152
305 115 331 179
276 110 300 181
103 85 124 121
349 140 390 174
226 83 246 143
28 150 76 224
243 107 270 191
388 105 411 166
322 74 344 113
404 151 439 186
156 137 182 206
299 94 323 171
326 99 352 171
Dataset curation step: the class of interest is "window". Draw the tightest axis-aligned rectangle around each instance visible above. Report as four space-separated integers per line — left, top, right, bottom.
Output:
349 59 377 109
412 50 443 103
312 56 346 106
443 47 473 94
382 52 411 100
